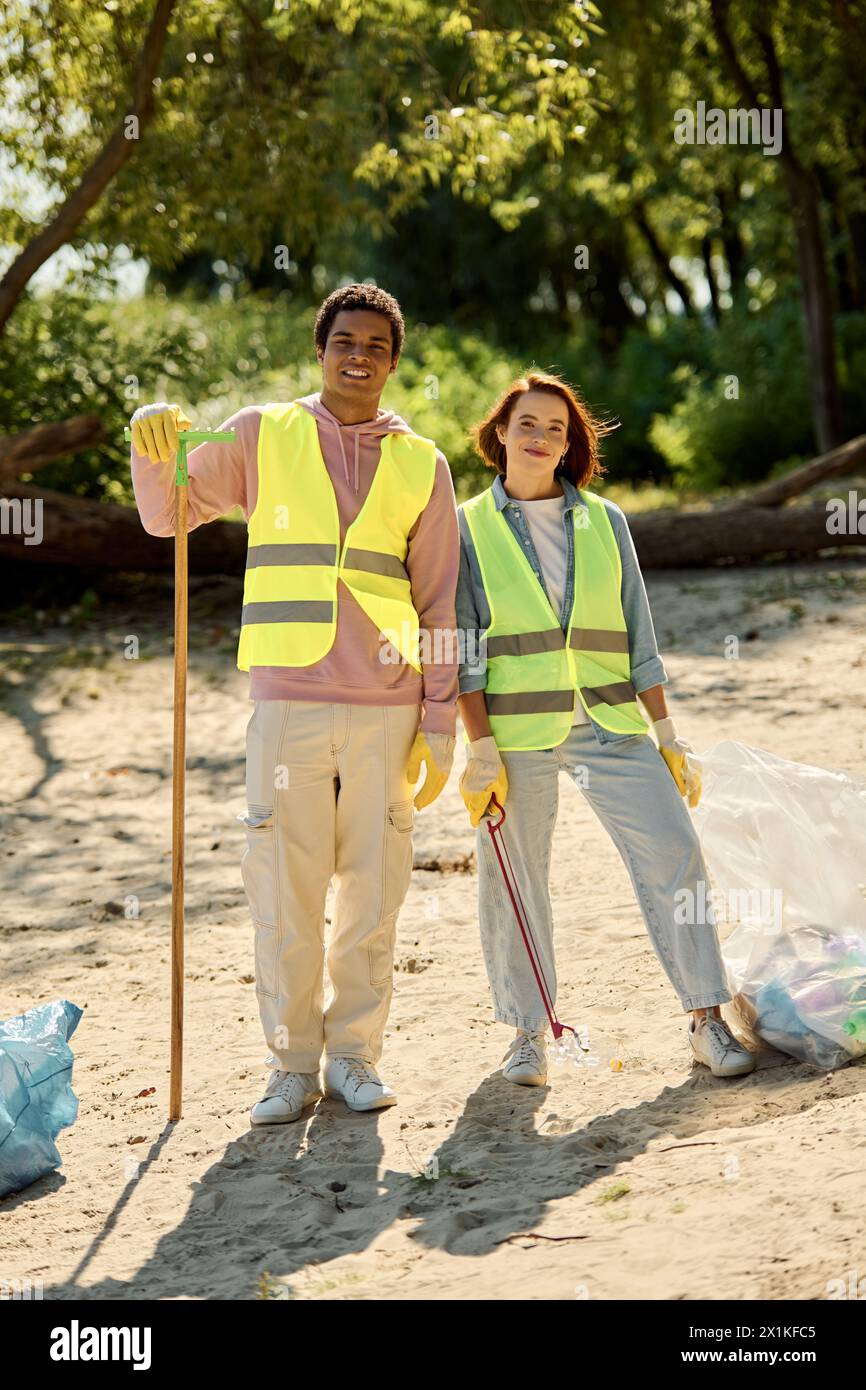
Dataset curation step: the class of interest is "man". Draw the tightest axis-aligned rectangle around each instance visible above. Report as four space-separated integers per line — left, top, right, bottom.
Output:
130 284 459 1124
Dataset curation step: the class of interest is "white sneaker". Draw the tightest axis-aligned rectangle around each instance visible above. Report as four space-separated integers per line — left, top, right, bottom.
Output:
250 1069 321 1126
323 1056 397 1112
501 1029 548 1086
688 1014 756 1077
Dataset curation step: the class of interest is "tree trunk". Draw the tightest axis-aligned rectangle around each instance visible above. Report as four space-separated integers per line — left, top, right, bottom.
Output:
701 235 720 323
814 163 858 314
0 484 247 574
708 1 845 452
0 0 178 334
0 416 106 484
628 500 864 569
632 205 695 316
741 433 866 507
784 162 844 452
716 184 745 300
3 435 865 573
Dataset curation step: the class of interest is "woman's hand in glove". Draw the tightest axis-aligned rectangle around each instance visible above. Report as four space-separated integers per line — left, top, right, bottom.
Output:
653 716 702 807
459 735 509 828
406 731 455 811
130 402 192 463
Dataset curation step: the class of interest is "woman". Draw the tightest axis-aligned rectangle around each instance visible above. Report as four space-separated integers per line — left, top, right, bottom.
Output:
455 370 755 1086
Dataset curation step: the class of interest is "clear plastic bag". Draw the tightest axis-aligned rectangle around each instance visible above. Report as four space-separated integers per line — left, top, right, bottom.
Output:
689 741 866 1070
0 999 83 1198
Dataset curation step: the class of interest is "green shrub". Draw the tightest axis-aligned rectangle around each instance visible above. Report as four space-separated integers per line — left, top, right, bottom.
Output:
3 290 865 508
0 293 523 503
646 300 864 489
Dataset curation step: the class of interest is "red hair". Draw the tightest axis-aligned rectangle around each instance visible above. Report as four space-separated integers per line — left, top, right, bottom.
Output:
472 370 617 488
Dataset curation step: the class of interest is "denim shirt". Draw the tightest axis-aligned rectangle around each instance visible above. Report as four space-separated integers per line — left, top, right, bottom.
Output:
456 470 668 746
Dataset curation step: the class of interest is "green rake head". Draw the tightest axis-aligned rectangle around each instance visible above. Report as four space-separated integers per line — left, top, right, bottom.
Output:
124 427 236 485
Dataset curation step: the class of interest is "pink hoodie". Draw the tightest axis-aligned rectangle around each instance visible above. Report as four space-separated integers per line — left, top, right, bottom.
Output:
129 393 459 734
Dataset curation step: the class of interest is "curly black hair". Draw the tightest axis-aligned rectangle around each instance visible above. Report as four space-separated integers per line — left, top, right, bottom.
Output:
314 283 405 361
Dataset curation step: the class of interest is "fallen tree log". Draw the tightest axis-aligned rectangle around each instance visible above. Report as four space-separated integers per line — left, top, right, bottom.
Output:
1 485 862 573
628 500 865 568
0 415 106 484
2 433 866 572
0 484 247 574
723 433 866 509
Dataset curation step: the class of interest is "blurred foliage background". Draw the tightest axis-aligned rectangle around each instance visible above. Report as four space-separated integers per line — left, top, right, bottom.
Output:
2 0 865 507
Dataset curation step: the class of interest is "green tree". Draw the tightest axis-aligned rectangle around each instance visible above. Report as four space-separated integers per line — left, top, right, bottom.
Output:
0 0 597 327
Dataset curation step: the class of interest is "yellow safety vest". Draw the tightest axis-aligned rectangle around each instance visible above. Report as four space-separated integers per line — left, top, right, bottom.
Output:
461 484 649 750
237 402 437 673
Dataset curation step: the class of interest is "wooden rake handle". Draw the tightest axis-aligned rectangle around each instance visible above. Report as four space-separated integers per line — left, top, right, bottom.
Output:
125 426 235 1120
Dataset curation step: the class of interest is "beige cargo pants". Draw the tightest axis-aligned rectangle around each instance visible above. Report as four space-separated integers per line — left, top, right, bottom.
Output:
240 699 421 1072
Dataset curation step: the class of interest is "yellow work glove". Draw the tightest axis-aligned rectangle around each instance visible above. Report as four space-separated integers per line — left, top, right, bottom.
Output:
653 716 702 808
406 730 455 811
130 402 192 463
459 734 509 828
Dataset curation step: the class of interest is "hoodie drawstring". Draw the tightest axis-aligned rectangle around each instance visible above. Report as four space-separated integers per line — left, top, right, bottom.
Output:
334 424 350 489
329 419 362 494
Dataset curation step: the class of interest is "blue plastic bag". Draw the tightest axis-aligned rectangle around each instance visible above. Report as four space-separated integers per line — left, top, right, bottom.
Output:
0 999 83 1199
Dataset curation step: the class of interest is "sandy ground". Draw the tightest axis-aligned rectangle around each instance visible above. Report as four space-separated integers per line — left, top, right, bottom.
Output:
2 558 866 1302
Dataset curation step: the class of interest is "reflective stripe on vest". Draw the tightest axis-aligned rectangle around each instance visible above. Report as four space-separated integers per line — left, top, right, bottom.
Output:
461 485 649 750
237 402 436 673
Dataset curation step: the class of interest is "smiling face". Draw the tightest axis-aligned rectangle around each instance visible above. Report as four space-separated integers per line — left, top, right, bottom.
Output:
317 308 397 420
496 388 570 479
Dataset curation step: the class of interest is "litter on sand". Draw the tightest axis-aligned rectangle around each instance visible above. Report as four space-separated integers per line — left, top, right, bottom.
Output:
0 999 83 1199
691 741 866 1070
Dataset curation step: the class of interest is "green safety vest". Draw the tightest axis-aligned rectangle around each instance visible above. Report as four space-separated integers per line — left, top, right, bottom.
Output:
237 401 437 673
461 484 649 750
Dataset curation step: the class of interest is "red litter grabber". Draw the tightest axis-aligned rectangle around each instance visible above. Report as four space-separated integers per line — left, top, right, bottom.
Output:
485 793 589 1061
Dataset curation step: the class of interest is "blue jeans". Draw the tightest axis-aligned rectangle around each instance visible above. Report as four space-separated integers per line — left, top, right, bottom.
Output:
475 726 731 1030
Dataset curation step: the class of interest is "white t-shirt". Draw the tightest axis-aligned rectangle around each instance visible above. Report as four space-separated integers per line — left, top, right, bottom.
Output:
518 493 588 725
